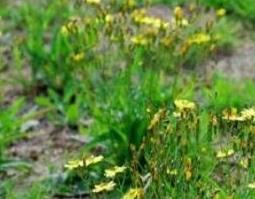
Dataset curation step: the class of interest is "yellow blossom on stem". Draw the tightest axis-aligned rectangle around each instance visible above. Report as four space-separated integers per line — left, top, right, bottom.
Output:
216 149 234 158
64 155 103 170
131 35 149 46
188 33 211 45
105 14 114 23
105 165 127 178
174 99 196 111
72 52 85 62
64 159 84 170
122 188 144 199
148 108 166 130
241 107 255 120
92 181 116 193
126 0 136 8
60 25 69 36
166 168 178 175
174 6 183 19
86 0 101 5
222 108 245 121
248 182 255 189
85 155 104 166
216 8 226 17
240 158 248 169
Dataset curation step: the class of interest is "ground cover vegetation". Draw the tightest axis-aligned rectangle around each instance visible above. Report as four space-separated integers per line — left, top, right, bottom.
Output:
1 0 255 198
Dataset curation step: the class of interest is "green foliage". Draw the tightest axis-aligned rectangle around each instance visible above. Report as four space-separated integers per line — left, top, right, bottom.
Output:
203 75 255 110
0 98 25 154
202 0 255 22
1 0 255 198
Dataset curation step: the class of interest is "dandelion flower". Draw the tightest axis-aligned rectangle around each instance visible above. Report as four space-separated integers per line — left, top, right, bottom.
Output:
126 0 136 8
122 188 144 199
222 108 245 121
105 14 114 23
173 111 181 118
72 52 85 62
86 0 101 5
131 35 149 46
85 155 104 166
174 6 183 19
105 166 127 178
92 181 116 193
185 170 192 181
248 182 255 189
241 108 255 120
64 160 84 170
240 158 248 169
60 25 69 36
216 149 234 158
188 33 211 45
174 99 196 111
65 155 103 170
166 168 178 175
148 108 166 130
216 8 226 17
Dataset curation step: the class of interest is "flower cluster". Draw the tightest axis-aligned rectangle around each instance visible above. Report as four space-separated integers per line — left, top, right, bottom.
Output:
222 107 255 121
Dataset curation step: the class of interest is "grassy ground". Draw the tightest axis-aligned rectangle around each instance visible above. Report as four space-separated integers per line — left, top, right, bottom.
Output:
1 0 255 198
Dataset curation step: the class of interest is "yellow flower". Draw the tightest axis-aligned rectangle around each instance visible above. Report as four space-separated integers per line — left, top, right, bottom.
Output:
212 115 218 126
184 157 192 181
85 155 104 166
105 166 127 178
240 158 248 169
161 22 170 29
92 181 116 193
64 159 84 170
216 8 226 17
148 108 166 130
139 16 161 28
86 0 100 5
131 9 146 23
166 168 178 175
185 170 192 181
248 182 255 189
174 99 196 111
173 111 181 118
222 108 245 121
122 188 144 199
64 155 103 170
131 35 149 46
105 14 114 23
188 33 211 45
60 25 69 36
174 6 183 19
126 0 136 8
216 149 234 158
241 108 255 120
72 52 85 62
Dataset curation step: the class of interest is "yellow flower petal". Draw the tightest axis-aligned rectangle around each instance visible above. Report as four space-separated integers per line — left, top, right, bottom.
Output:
248 182 255 189
216 8 226 17
85 155 104 166
216 149 234 158
64 160 84 170
92 181 116 193
86 0 100 5
122 188 144 199
174 99 196 111
105 166 127 178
